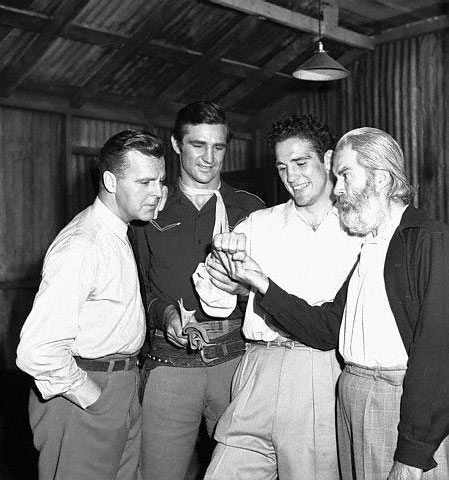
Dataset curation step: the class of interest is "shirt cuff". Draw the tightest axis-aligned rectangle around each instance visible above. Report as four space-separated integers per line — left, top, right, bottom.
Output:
64 374 102 409
394 437 438 471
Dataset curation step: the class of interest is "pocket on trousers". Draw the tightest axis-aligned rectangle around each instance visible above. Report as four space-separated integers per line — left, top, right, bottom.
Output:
85 375 111 414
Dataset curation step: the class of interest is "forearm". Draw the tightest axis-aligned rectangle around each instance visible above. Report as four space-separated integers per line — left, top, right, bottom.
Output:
255 279 344 350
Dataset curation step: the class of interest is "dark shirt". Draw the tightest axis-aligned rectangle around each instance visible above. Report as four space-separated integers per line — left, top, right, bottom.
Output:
256 205 449 471
135 180 265 331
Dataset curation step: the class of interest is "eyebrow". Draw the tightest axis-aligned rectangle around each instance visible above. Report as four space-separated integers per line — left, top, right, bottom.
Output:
188 139 226 147
335 166 350 175
276 155 309 166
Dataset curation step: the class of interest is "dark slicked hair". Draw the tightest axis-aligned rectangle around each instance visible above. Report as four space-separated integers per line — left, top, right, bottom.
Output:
98 130 165 182
267 113 336 162
172 101 230 144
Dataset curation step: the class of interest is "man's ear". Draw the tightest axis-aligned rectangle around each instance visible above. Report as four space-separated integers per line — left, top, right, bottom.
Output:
171 135 181 155
103 170 117 193
373 169 390 192
324 150 333 172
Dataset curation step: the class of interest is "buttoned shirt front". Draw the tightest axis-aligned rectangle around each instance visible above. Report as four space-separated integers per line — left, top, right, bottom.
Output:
237 200 363 341
16 197 145 407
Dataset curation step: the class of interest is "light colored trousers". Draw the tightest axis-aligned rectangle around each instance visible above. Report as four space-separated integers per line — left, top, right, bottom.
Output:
338 364 449 480
29 368 141 480
205 342 342 480
140 356 241 480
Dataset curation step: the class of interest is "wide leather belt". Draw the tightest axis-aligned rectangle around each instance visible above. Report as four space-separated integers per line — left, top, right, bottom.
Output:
148 327 245 368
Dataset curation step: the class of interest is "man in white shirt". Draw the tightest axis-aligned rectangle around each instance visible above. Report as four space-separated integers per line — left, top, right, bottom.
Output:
213 128 449 480
16 130 167 480
201 114 363 480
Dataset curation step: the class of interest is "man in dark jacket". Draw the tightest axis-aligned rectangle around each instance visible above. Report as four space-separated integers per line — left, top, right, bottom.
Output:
209 127 449 480
135 101 264 480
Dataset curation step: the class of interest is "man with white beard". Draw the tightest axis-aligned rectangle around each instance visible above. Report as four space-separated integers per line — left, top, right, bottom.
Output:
211 127 449 480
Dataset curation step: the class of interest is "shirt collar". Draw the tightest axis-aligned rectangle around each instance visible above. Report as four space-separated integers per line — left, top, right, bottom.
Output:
280 199 338 230
92 197 129 241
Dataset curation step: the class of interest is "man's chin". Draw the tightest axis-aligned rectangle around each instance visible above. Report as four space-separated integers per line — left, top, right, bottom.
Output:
341 212 368 235
138 209 157 222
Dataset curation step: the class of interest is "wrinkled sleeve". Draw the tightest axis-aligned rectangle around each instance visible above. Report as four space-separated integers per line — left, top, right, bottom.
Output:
394 231 449 471
16 241 101 408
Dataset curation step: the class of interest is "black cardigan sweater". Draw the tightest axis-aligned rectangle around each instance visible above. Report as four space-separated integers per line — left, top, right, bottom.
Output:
256 206 449 471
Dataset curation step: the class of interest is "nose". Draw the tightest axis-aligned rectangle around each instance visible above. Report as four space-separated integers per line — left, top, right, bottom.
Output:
150 181 163 199
202 146 214 164
334 176 345 196
286 164 298 184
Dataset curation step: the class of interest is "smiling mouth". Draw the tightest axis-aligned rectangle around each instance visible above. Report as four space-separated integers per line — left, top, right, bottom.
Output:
292 182 310 191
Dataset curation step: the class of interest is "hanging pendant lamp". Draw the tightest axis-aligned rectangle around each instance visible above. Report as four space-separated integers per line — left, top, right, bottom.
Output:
292 1 350 81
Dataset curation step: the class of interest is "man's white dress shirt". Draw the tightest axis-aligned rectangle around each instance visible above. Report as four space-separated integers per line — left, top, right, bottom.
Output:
17 197 145 408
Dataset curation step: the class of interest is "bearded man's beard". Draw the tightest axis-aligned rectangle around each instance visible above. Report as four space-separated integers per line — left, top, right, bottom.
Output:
337 178 383 235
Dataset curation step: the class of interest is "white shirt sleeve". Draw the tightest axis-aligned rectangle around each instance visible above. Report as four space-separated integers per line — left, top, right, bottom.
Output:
16 240 101 408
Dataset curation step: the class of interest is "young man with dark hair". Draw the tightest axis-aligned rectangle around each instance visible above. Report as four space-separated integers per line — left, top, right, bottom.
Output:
201 114 363 480
16 130 166 480
135 101 265 480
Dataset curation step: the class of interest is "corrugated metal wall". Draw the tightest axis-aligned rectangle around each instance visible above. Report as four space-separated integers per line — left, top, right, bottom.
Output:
253 30 449 222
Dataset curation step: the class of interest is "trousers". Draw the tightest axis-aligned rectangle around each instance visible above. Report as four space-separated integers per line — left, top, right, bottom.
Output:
140 355 241 480
337 364 449 480
29 368 141 480
205 342 342 480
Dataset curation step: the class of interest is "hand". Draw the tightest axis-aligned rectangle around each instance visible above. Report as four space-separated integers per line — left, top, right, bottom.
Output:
153 186 168 220
209 250 269 295
207 254 250 296
387 461 423 480
213 231 247 278
163 304 188 348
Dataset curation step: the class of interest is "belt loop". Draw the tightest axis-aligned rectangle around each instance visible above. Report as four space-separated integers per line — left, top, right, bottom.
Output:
266 341 271 349
107 360 115 373
124 357 130 371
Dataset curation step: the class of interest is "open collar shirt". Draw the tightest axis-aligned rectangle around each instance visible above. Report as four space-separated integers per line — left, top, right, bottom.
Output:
236 200 363 341
16 197 145 406
340 204 409 367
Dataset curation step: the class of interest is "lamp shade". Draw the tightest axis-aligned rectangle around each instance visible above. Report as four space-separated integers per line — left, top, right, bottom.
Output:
293 41 350 81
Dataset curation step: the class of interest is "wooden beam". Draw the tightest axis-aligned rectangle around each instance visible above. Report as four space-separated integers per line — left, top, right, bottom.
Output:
0 5 293 83
70 11 173 108
209 0 375 49
0 83 252 135
375 15 449 44
218 34 317 108
151 15 260 102
0 0 90 97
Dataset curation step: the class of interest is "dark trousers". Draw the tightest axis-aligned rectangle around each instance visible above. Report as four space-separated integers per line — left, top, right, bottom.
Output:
141 356 241 480
29 368 141 480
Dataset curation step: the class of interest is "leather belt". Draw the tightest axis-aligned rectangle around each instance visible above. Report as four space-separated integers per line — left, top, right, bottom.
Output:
74 356 138 372
148 327 246 367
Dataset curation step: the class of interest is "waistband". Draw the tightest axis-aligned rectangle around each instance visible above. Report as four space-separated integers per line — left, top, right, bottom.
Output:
344 362 406 386
249 339 310 350
74 355 138 373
